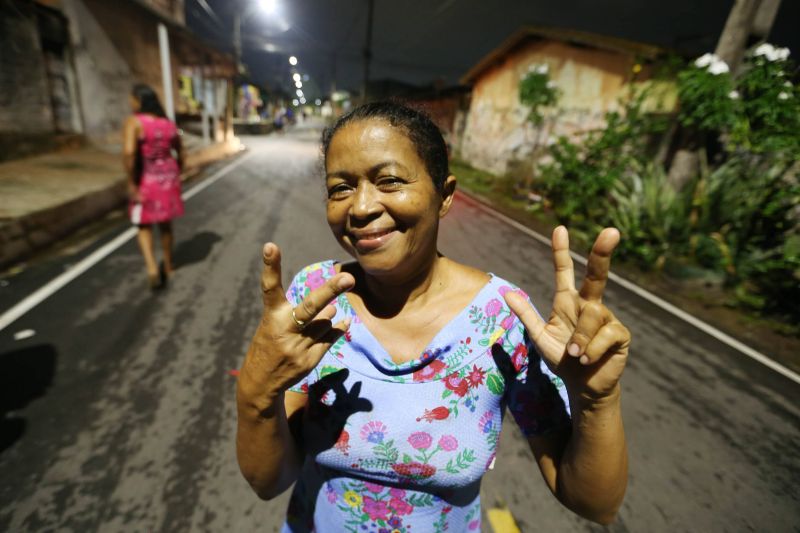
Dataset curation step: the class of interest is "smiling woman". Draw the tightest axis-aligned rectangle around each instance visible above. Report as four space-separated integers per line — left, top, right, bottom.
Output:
235 101 631 532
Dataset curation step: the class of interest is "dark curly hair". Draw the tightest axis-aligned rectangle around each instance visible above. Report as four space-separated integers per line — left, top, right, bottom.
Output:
321 101 449 191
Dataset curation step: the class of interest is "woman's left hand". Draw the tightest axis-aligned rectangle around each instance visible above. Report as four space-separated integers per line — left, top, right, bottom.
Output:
504 226 631 400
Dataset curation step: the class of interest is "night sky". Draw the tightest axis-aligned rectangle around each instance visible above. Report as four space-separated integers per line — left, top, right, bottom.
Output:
186 0 800 101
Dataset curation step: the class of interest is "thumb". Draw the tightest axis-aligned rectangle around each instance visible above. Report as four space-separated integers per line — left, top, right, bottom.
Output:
504 291 546 342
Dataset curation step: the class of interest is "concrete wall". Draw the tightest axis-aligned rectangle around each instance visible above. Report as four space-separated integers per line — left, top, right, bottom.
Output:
0 1 55 133
460 40 638 176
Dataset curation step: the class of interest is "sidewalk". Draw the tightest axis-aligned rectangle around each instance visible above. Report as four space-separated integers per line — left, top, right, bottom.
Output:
0 134 242 269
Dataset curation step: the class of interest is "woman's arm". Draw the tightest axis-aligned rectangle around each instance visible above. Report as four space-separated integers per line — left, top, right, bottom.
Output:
122 116 141 201
236 244 354 499
505 226 630 524
236 375 307 499
528 387 627 524
172 127 185 172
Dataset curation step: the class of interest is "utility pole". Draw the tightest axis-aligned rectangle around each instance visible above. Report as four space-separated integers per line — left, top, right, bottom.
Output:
361 0 374 102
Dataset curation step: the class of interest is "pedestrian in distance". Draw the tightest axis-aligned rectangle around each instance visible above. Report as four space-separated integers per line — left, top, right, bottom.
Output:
236 101 631 532
123 84 185 289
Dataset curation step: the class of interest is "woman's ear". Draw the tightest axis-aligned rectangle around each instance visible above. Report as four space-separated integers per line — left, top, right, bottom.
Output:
439 175 457 218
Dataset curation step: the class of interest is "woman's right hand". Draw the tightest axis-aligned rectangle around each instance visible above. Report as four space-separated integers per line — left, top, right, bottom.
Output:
239 243 354 404
127 183 141 203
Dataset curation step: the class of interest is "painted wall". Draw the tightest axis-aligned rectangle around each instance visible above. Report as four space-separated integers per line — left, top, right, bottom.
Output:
0 1 56 133
460 39 646 176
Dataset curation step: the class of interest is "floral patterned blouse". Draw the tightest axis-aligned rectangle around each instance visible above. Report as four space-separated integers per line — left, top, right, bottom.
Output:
281 261 571 533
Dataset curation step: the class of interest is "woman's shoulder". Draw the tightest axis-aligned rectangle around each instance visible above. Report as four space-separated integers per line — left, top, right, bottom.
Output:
286 260 339 304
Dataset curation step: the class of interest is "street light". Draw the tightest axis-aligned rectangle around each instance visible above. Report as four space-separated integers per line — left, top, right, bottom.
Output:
292 73 301 82
289 56 298 66
295 81 302 89
296 89 303 97
259 0 277 15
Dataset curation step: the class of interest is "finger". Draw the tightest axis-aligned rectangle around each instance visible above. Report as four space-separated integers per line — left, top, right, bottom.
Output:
260 243 285 307
566 301 610 360
294 273 355 325
299 305 339 341
581 321 631 365
551 226 576 293
579 228 620 302
306 318 351 362
504 291 546 341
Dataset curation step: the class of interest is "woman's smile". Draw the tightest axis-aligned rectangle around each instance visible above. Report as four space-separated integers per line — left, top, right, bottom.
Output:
349 227 399 253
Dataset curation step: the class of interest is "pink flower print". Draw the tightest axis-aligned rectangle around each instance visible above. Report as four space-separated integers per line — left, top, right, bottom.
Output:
469 519 481 530
444 372 469 397
389 488 406 499
438 434 458 451
478 411 495 434
392 462 436 479
364 481 384 493
360 420 388 444
408 431 433 450
500 314 515 330
325 482 336 503
304 269 326 290
389 496 414 516
484 298 503 317
363 495 390 521
412 359 447 382
466 365 486 388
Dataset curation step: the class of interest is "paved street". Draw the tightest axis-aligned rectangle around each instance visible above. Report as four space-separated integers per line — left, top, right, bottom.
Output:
1 127 798 532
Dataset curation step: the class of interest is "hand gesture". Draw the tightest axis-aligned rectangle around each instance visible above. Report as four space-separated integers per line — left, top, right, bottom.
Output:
504 226 630 399
240 243 354 399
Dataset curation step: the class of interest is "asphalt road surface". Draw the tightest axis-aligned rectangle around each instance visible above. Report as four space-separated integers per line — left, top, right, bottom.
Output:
1 126 798 532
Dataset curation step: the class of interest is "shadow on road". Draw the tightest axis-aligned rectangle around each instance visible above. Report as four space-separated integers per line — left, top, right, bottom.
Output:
0 344 57 453
174 231 222 269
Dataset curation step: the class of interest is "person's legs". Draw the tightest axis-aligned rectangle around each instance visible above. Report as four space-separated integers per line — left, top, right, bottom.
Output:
136 225 159 284
158 221 174 276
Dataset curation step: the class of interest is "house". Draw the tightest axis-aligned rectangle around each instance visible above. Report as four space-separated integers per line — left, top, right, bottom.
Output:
0 0 235 160
458 26 672 176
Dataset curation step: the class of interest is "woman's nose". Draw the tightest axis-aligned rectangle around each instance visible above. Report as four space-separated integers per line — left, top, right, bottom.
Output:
351 182 380 218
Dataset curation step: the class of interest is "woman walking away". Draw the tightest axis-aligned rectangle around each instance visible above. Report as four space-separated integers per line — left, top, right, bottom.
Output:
123 83 185 289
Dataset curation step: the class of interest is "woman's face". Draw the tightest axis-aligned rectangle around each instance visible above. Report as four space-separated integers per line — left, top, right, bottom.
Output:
325 119 455 278
129 94 141 113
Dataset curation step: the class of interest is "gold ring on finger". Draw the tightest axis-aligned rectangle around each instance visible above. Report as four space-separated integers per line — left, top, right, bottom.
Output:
291 309 307 330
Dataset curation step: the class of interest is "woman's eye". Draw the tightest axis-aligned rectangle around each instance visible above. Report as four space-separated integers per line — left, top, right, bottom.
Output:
327 184 352 198
377 176 403 189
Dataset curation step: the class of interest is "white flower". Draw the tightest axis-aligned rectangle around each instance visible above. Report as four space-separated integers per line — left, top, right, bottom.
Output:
753 43 791 62
728 90 740 100
694 53 716 68
708 59 730 75
784 81 793 88
778 92 790 100
754 43 776 59
534 63 549 75
546 80 557 89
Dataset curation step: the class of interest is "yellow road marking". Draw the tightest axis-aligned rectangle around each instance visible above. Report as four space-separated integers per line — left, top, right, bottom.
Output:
487 505 521 533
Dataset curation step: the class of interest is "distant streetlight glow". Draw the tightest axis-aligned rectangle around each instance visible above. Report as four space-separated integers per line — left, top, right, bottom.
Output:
296 89 303 97
289 56 297 66
260 0 277 14
292 73 301 82
295 81 302 88
292 98 299 106
300 97 306 104
315 99 321 106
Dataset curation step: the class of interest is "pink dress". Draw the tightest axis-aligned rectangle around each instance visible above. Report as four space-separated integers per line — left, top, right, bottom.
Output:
128 113 185 225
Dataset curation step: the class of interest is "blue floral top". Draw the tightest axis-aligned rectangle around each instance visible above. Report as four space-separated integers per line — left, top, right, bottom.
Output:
281 261 571 533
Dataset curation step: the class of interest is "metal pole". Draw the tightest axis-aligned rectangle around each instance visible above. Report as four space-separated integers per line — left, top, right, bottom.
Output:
157 23 175 121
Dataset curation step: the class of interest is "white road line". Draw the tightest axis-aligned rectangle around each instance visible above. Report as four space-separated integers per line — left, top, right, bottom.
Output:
456 191 800 386
0 153 253 332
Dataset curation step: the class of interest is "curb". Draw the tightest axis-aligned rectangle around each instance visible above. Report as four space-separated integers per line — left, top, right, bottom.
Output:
0 141 241 270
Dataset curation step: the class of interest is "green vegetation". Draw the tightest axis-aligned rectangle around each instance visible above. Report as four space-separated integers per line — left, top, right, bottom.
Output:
491 44 800 331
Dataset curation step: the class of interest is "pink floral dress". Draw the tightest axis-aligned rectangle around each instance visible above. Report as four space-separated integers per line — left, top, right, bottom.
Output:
128 113 184 225
282 261 571 533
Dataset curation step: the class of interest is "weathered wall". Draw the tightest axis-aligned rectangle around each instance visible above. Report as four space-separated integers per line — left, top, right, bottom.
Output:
0 1 55 133
460 40 637 176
